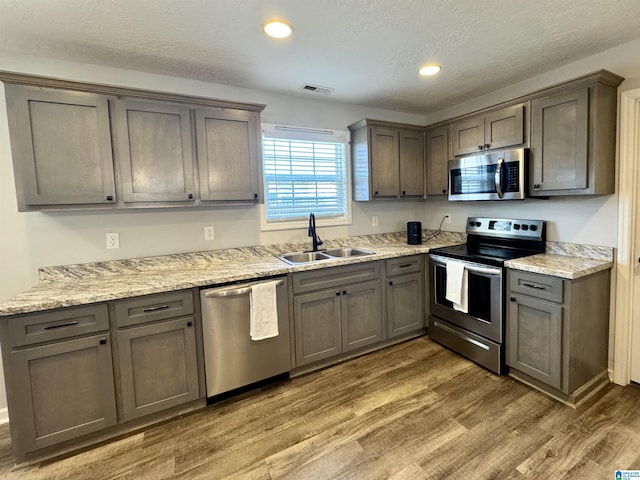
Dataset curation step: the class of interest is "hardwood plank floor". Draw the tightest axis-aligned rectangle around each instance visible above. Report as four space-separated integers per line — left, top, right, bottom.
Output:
1 336 639 479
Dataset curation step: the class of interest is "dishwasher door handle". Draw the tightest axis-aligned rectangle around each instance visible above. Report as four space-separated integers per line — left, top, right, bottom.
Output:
203 279 285 298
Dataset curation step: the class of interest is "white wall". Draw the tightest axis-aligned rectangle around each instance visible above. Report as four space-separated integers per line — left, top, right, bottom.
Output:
2 38 640 416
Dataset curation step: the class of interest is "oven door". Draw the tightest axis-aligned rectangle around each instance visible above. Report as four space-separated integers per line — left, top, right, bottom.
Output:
428 254 503 342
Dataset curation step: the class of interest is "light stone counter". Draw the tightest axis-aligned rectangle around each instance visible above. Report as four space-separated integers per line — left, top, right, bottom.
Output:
505 242 614 279
0 231 465 317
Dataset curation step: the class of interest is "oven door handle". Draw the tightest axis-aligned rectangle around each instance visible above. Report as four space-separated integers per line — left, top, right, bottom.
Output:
494 156 504 199
429 255 502 276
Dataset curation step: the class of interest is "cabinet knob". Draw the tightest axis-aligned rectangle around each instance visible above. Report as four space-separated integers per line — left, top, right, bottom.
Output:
485 144 490 150
442 189 447 194
478 145 484 150
336 291 341 296
106 195 114 201
99 337 107 345
187 193 193 200
342 290 347 295
533 184 541 189
187 321 193 327
389 281 393 286
253 193 258 199
401 190 406 196
374 191 379 196
510 297 516 302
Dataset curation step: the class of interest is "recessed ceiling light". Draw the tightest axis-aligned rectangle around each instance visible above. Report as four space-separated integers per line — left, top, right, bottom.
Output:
263 20 293 39
419 64 442 76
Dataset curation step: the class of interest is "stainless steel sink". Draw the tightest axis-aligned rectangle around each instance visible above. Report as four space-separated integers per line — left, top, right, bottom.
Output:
322 247 375 258
279 251 331 265
278 247 374 265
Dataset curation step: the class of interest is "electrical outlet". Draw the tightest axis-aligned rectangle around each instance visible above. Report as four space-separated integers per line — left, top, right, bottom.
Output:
444 213 451 224
106 232 120 249
371 215 379 227
204 226 215 241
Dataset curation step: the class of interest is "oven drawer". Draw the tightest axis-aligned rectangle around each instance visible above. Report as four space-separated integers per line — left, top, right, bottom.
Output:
509 270 563 303
429 315 503 374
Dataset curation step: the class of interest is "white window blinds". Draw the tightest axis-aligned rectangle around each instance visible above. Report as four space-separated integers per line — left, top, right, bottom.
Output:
262 126 348 222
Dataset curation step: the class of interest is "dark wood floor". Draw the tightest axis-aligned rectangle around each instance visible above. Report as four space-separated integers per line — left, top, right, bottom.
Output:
1 336 639 479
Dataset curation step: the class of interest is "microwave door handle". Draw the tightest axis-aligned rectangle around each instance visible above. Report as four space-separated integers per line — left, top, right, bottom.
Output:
495 157 504 198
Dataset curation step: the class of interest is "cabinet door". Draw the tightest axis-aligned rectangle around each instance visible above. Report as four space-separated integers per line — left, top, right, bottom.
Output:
294 290 342 366
117 317 199 421
341 280 384 352
195 108 261 202
507 295 562 390
425 126 450 195
484 104 525 150
4 85 116 208
398 129 425 198
369 126 399 198
113 99 195 203
530 88 589 193
451 117 484 156
387 273 425 338
8 334 117 453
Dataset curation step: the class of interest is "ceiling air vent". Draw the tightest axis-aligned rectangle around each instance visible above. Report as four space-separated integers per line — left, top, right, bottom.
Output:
301 83 333 95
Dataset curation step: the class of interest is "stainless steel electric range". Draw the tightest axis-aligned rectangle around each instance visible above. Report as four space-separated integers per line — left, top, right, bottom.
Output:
428 217 546 374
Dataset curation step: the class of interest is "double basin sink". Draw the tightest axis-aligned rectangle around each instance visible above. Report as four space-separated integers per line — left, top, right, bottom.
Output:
278 247 375 265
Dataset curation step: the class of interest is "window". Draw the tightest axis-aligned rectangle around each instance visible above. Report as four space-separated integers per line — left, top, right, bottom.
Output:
261 124 351 230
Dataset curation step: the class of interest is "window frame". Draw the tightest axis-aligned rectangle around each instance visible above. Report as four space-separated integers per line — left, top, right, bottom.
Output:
259 123 352 232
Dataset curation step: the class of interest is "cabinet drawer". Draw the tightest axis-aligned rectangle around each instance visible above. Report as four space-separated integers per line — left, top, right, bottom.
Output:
510 270 563 303
114 290 194 327
7 304 109 348
386 255 423 276
292 262 381 294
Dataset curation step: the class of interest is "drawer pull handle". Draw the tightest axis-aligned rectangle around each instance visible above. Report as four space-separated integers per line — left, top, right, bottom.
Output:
389 281 393 286
187 321 193 327
522 282 545 290
398 263 412 268
99 338 107 345
510 297 516 302
44 321 78 330
142 305 171 313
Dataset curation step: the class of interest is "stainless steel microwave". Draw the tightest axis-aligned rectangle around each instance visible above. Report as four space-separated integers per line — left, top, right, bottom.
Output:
448 148 527 201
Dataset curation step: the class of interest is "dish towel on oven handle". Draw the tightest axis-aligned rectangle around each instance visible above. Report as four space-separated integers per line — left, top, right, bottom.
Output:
250 280 280 341
445 260 469 313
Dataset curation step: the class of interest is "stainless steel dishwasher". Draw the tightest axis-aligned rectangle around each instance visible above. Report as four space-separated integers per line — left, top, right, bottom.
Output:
200 276 291 398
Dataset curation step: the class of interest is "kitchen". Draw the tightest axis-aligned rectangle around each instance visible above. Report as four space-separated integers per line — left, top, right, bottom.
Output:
2 0 640 477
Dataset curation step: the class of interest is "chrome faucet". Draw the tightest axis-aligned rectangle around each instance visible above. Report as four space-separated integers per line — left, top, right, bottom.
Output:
308 213 323 252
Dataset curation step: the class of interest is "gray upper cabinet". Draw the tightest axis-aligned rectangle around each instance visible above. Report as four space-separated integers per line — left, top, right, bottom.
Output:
451 104 525 156
425 125 450 195
195 108 262 202
348 119 425 201
529 72 621 196
4 84 116 210
112 98 196 203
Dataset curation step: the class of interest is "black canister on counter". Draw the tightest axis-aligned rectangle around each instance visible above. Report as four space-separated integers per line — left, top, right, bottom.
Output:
407 221 422 245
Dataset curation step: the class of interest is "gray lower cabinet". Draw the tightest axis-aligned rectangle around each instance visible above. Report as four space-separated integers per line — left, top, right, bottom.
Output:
292 262 383 367
529 72 621 196
116 317 199 421
195 107 262 202
113 291 200 422
506 269 610 402
4 84 116 210
112 98 196 203
386 256 425 338
0 305 117 458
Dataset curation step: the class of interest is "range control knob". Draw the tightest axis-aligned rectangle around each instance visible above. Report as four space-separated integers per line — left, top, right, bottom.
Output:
513 224 520 230
522 225 529 231
475 221 481 227
530 224 538 231
468 221 474 227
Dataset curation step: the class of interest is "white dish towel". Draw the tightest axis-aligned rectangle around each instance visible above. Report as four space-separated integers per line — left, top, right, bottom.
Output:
250 280 280 341
445 260 469 313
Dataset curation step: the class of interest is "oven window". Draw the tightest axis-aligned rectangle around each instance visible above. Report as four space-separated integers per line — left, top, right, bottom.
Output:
467 273 492 322
434 265 453 307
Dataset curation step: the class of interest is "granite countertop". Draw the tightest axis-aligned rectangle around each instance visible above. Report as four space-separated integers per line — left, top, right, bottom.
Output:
0 232 615 317
504 242 614 279
0 231 464 317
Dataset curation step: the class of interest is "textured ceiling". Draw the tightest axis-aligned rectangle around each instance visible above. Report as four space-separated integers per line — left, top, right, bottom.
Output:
1 0 640 113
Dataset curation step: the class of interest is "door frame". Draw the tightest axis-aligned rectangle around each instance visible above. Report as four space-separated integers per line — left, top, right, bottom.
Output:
613 87 640 385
